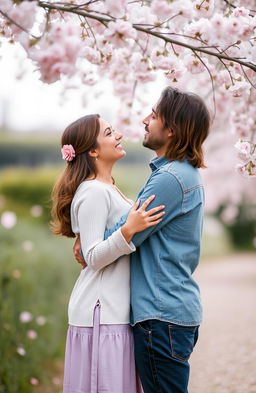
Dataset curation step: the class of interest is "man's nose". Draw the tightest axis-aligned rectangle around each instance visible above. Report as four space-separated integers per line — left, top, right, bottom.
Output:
143 115 149 125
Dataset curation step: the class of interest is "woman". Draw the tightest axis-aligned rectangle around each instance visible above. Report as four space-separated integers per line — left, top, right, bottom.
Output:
51 114 165 393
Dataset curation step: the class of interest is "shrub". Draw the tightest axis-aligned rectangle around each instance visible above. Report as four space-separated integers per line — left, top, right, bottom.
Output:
0 168 63 223
0 220 78 393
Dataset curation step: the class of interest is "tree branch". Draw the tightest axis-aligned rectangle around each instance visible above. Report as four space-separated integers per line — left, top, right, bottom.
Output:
192 50 216 118
223 0 256 16
37 1 256 72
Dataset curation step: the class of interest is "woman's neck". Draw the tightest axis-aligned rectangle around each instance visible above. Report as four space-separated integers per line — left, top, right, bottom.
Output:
95 161 114 185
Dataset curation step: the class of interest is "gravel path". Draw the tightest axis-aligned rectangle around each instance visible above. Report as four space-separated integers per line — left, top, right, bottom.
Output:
189 253 256 393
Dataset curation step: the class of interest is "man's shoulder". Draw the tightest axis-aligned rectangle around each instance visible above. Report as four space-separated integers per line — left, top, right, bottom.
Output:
159 160 202 190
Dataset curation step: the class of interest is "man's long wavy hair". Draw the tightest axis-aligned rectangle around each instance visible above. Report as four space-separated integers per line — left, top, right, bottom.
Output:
156 87 210 168
51 114 100 238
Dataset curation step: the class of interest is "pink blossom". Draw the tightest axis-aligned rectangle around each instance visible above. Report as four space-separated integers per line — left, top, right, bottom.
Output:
151 51 178 71
150 0 174 20
167 42 185 57
61 144 76 162
51 62 76 76
29 22 82 84
30 205 43 217
87 18 106 35
96 36 113 57
6 1 36 34
80 72 98 86
229 81 251 98
114 81 134 98
183 54 207 74
193 0 215 18
173 0 195 19
128 4 157 25
234 139 252 161
230 112 254 139
104 21 137 47
165 64 186 83
1 211 17 229
30 378 39 386
226 17 243 37
27 330 38 340
131 53 149 73
232 7 250 18
208 14 229 46
20 311 33 323
64 36 83 63
83 47 101 65
104 0 128 17
184 18 212 44
235 163 249 177
136 72 156 83
216 70 232 87
0 0 12 13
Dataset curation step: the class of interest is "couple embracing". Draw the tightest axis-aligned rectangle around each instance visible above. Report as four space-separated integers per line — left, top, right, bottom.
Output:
51 86 210 393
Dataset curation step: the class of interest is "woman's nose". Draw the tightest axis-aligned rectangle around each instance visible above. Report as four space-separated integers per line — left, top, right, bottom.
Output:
115 131 123 140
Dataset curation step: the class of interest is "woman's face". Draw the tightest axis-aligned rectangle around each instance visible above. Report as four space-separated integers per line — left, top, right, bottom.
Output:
94 118 126 163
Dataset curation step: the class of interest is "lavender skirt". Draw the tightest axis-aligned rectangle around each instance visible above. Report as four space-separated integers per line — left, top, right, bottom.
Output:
63 302 143 393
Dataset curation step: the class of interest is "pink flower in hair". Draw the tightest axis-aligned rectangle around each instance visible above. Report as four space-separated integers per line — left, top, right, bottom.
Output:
61 144 76 162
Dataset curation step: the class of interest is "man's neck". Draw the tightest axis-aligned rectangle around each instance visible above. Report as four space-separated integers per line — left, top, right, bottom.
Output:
155 148 166 158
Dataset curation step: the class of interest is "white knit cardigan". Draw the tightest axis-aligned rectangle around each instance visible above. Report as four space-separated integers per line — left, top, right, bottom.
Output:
68 179 135 327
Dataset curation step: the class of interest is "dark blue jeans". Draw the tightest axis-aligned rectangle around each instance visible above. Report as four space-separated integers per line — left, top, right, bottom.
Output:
133 320 199 393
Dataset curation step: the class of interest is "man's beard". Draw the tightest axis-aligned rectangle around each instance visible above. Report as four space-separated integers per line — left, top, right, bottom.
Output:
143 134 166 151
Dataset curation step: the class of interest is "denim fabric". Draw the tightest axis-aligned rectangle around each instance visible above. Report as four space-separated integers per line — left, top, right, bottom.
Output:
133 320 199 393
104 157 204 326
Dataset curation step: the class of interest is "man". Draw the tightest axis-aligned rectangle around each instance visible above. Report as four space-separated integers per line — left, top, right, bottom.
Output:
74 86 210 393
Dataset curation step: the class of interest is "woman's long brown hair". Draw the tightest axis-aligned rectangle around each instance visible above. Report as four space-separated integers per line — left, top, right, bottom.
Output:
51 114 100 238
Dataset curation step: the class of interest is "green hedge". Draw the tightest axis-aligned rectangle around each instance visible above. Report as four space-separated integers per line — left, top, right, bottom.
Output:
0 164 151 223
218 204 256 250
0 136 152 168
0 168 63 223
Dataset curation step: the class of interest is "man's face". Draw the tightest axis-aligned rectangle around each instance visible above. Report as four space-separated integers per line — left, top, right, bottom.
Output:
142 106 172 154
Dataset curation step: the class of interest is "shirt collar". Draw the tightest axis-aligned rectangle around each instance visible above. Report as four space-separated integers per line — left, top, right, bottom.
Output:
149 156 169 172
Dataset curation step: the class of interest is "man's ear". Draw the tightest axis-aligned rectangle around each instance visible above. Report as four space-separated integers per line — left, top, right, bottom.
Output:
167 128 173 137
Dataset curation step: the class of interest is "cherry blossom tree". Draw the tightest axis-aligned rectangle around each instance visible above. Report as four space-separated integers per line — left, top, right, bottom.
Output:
0 0 256 223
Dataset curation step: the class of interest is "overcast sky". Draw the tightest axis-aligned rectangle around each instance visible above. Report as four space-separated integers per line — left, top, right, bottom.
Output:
0 42 124 133
0 41 165 135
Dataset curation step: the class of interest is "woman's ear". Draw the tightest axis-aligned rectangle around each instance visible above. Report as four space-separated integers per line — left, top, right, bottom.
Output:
88 149 98 159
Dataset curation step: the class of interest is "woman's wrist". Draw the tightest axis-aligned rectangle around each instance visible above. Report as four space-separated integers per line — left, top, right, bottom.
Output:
121 223 134 244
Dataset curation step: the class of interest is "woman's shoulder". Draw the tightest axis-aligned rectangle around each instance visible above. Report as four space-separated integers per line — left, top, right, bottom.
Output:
73 180 111 205
77 179 111 194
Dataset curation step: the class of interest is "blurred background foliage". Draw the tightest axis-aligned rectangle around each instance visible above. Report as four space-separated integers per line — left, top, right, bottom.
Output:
0 132 255 393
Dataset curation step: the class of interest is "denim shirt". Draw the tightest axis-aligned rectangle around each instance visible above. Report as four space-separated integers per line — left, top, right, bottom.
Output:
104 156 204 326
